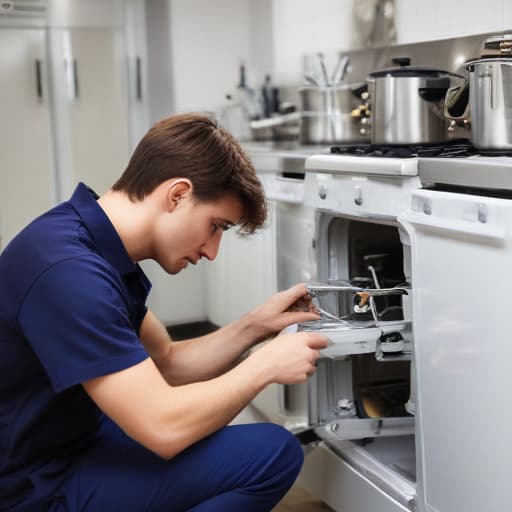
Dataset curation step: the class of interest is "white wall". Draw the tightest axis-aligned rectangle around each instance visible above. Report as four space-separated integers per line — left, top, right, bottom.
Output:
395 0 512 44
150 0 512 115
169 0 252 112
271 0 354 85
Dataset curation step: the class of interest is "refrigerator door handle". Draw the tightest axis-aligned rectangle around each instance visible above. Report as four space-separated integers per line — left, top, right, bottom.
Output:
72 59 79 99
35 59 43 101
135 56 142 101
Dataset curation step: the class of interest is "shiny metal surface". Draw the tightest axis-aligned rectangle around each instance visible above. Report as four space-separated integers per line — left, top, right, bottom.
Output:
299 85 368 144
368 74 452 144
467 59 512 150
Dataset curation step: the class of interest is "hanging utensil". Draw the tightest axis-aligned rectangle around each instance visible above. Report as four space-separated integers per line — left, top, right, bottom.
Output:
303 73 319 87
317 52 330 86
331 55 350 85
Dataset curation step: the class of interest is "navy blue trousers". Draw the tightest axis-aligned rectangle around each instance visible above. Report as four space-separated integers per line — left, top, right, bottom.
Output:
48 418 303 511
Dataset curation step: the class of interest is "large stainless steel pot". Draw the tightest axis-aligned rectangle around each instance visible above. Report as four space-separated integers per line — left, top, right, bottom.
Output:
444 34 512 151
367 60 464 145
299 84 368 144
465 58 512 151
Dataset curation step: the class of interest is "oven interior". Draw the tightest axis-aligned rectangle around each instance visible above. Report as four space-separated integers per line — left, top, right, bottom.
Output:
312 218 412 420
311 216 416 483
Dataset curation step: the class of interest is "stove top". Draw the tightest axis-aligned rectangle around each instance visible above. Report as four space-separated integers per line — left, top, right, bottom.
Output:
330 139 512 159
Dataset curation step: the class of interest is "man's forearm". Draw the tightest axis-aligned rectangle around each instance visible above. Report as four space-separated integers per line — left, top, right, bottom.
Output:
158 314 262 385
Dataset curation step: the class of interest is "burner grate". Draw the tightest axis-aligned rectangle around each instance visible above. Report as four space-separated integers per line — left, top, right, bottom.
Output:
329 139 512 158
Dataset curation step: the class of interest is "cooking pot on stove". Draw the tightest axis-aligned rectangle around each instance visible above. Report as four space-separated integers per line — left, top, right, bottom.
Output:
299 83 369 144
367 57 464 145
445 34 512 151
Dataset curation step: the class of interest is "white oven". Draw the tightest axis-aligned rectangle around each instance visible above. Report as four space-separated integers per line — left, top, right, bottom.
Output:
290 152 512 512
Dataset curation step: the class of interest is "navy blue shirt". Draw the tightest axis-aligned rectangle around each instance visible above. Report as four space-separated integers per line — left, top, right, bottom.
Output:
0 183 150 510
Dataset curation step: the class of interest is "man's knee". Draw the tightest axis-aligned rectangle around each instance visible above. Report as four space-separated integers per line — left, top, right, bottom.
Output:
259 423 304 482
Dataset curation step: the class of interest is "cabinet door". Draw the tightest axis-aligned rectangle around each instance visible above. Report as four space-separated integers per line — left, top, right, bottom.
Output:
400 189 512 512
205 201 277 326
275 201 316 291
0 29 55 248
50 28 130 198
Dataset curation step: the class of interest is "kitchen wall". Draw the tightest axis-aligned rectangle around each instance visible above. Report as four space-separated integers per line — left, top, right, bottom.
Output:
271 0 354 84
157 0 512 113
169 0 252 113
142 0 512 327
394 0 512 45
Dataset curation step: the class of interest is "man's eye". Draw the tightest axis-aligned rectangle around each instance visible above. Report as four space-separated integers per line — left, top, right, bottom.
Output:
212 222 233 234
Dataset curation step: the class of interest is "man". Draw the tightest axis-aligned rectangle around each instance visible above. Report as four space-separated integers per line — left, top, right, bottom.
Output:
0 113 328 511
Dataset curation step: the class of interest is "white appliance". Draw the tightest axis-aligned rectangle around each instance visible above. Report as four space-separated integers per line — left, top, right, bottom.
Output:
244 145 325 425
284 150 512 512
0 0 147 249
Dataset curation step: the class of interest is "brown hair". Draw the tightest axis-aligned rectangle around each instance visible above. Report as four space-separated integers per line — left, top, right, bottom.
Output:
112 113 267 235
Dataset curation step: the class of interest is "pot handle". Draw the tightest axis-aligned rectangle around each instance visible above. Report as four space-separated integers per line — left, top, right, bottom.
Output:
418 77 451 102
391 57 411 67
443 80 469 120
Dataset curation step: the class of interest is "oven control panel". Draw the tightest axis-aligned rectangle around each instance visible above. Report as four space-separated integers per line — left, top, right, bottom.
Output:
304 172 421 219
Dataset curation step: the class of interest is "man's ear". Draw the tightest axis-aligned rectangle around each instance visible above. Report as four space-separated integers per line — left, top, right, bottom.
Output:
165 178 193 212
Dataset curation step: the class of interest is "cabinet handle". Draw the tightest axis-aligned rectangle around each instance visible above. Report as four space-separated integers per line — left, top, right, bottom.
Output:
72 59 79 99
135 56 142 101
35 59 43 101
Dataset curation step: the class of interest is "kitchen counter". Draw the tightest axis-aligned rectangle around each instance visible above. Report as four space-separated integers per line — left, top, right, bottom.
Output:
241 141 331 175
241 140 331 158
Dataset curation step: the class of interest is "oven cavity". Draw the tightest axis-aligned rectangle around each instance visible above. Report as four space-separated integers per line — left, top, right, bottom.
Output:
302 216 415 436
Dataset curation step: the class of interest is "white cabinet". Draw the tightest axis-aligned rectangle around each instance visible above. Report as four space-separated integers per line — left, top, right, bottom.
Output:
400 189 512 512
205 200 277 326
0 28 55 248
48 27 131 198
0 7 147 250
275 200 316 291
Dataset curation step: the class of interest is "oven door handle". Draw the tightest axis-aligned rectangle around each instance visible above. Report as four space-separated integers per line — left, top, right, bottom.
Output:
400 211 505 241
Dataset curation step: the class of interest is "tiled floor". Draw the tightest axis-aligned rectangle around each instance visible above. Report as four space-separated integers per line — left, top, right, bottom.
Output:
274 485 333 511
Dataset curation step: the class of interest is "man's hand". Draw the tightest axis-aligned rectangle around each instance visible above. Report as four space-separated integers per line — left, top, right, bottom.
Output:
248 331 329 385
245 283 320 343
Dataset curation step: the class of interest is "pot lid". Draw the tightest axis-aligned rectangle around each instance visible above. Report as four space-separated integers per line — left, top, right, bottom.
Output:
368 66 458 79
465 56 512 67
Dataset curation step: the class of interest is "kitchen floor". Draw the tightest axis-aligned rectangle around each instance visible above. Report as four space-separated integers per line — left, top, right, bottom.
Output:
275 485 333 511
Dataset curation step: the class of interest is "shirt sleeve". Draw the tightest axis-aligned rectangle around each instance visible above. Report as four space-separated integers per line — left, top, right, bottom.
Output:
18 256 149 393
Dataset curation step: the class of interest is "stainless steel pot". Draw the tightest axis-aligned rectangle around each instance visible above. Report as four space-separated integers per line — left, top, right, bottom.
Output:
465 58 512 151
299 84 368 144
444 34 512 151
367 61 463 145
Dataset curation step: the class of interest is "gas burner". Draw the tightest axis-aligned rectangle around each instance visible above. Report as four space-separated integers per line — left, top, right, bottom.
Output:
329 139 507 158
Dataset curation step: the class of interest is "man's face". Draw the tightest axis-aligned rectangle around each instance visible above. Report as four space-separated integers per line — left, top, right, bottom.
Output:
153 191 244 274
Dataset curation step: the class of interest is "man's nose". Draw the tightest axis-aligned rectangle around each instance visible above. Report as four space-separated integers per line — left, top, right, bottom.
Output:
200 232 222 261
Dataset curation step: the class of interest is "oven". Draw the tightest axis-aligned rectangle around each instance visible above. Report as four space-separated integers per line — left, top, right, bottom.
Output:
293 154 420 512
289 148 512 512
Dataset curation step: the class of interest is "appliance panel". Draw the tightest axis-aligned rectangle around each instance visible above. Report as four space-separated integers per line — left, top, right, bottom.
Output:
300 443 412 512
304 171 421 220
305 154 419 176
399 189 512 512
275 200 316 291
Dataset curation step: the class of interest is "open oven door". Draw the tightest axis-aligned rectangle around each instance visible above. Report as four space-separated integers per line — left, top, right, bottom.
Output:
284 284 416 443
399 188 512 512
